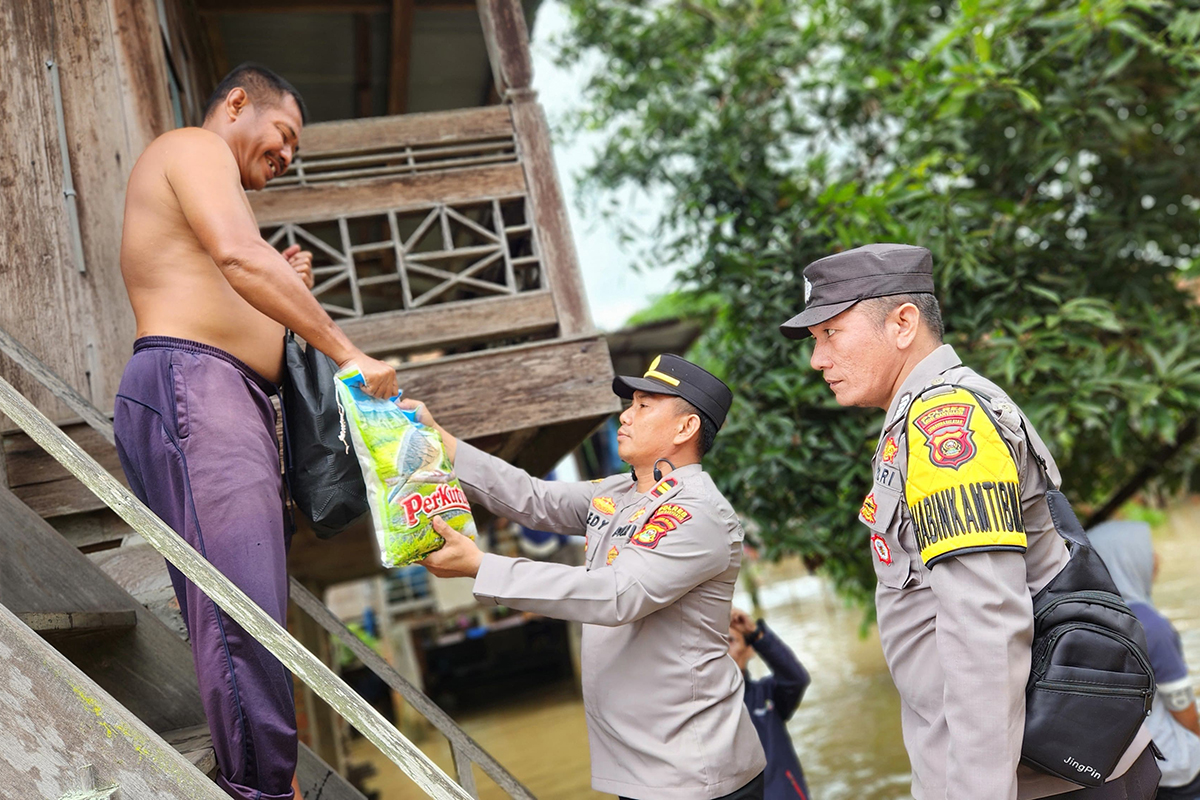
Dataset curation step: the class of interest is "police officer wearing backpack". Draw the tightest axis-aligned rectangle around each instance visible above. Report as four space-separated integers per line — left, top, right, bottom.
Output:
779 244 1159 799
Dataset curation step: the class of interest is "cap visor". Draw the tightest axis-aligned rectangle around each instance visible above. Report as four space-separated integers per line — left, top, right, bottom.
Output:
778 299 858 340
612 375 686 400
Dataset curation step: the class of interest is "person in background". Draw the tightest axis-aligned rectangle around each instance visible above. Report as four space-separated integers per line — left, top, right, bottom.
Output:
729 608 813 799
1089 521 1200 799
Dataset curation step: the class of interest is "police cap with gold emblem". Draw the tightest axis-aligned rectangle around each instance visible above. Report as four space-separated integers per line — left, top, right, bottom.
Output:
779 243 934 340
612 354 733 428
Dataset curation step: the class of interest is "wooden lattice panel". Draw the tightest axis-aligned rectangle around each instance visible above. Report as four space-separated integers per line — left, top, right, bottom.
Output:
269 133 519 188
261 195 542 319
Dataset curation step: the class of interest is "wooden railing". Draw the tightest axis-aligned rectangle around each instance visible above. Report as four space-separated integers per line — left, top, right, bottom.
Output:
0 324 535 800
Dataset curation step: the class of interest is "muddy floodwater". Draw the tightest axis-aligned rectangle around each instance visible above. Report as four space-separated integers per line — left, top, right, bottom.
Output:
351 498 1200 799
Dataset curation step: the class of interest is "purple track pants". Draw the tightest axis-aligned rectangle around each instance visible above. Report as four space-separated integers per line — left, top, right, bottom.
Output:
113 336 296 800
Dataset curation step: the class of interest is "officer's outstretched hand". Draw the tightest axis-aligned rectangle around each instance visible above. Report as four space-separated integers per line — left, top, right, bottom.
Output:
418 516 482 579
397 398 457 462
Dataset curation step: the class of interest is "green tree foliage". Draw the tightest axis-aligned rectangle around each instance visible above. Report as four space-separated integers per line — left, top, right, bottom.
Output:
558 0 1200 603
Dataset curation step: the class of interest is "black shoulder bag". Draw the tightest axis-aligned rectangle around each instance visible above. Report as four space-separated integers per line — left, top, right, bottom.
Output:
280 332 368 539
1008 413 1155 785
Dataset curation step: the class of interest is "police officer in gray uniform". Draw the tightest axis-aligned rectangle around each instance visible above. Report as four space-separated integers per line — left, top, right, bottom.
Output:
779 244 1158 800
404 354 767 800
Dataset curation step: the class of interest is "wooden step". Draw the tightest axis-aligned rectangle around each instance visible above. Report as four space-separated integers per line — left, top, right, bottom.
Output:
0 484 206 733
89 542 188 641
18 609 136 641
162 725 218 780
159 726 371 800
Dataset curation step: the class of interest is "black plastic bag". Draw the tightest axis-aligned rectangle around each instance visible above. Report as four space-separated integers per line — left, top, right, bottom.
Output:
281 332 368 538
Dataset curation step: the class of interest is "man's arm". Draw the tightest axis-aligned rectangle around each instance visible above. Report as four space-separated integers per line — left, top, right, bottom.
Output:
164 129 397 397
1142 613 1200 736
750 623 811 720
422 504 732 626
475 505 731 625
930 551 1032 800
453 441 599 536
1164 680 1200 736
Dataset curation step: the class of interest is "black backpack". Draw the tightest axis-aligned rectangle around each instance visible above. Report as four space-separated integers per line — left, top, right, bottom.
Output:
999 405 1155 785
280 332 369 539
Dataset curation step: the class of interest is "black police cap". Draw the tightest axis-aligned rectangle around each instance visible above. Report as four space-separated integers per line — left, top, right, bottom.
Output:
779 243 934 340
612 354 733 429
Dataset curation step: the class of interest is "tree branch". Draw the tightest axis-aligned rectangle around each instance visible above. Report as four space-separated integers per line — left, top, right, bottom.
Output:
1082 417 1199 529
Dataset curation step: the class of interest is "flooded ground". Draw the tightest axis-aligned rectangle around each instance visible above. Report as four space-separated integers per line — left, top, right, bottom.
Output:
351 497 1200 799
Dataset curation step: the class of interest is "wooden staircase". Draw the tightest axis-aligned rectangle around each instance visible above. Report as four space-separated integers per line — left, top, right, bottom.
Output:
0 331 535 798
0 464 372 799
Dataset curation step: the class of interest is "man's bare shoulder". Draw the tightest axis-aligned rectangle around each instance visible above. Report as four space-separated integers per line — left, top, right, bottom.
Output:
138 127 235 173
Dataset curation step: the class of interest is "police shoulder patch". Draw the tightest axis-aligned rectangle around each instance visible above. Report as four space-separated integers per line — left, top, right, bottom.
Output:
630 503 692 549
905 387 1027 566
650 477 679 498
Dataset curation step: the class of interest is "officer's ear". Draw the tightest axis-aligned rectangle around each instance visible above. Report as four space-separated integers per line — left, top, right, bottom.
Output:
892 302 923 350
673 413 702 449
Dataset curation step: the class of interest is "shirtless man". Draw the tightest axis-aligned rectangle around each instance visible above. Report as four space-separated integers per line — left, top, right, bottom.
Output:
113 63 397 800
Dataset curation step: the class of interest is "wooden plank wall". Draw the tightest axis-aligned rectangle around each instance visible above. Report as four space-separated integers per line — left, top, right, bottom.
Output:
0 0 178 429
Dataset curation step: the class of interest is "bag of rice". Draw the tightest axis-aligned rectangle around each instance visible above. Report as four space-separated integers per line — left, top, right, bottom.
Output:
334 366 477 566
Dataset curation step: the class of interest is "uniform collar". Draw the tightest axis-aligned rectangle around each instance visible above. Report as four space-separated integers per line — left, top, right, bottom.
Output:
637 462 703 494
883 344 962 429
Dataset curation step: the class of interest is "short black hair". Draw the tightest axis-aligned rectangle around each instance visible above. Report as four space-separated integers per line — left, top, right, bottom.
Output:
204 62 308 123
860 292 944 341
674 398 719 457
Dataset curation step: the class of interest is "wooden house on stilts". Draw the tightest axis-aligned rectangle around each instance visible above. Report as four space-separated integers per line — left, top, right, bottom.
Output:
0 0 617 796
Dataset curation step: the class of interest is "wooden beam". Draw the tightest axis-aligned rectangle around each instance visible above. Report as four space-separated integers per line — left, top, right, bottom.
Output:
294 105 512 155
510 102 595 335
338 290 557 356
396 335 620 439
387 0 415 115
18 610 138 639
476 0 533 97
250 162 526 224
0 326 114 445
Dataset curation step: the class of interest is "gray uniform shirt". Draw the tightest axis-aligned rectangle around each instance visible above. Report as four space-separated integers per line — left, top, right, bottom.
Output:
456 442 766 800
863 345 1151 800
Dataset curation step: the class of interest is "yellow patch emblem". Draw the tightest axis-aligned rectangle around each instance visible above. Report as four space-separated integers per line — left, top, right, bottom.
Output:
881 437 899 464
606 546 619 565
905 388 1027 566
860 493 878 524
591 496 616 515
628 507 647 523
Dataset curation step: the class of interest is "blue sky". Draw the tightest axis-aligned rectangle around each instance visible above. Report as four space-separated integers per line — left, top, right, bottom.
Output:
528 1 677 331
